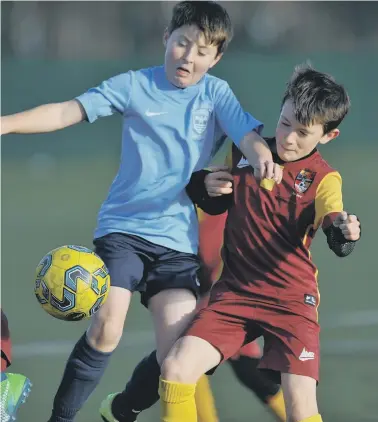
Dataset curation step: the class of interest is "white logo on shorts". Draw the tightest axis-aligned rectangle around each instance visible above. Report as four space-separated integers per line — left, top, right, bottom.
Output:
195 276 201 287
299 348 315 361
237 157 250 168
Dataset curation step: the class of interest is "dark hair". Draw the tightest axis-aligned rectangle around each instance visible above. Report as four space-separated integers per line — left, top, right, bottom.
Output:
168 1 233 55
282 63 351 134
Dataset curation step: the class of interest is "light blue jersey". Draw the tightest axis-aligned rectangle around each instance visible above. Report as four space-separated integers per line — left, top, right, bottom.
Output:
76 65 262 254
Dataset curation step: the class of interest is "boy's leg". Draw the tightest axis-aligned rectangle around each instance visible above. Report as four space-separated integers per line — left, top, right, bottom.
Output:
101 249 202 422
148 288 198 364
49 287 132 422
105 350 160 421
149 289 219 422
194 373 218 422
281 373 320 422
257 309 321 422
103 288 201 422
102 284 199 422
101 349 218 422
147 251 220 422
159 335 223 422
102 250 228 422
49 233 147 422
228 342 286 421
105 212 228 422
159 292 252 422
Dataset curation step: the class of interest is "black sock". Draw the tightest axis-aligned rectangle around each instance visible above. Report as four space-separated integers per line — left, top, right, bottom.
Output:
228 355 280 403
111 350 160 422
48 333 112 422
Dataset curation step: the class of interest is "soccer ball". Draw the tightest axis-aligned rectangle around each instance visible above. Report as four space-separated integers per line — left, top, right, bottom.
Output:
34 245 110 321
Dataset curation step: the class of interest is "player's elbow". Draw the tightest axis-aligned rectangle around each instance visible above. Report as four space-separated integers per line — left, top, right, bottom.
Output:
60 100 86 129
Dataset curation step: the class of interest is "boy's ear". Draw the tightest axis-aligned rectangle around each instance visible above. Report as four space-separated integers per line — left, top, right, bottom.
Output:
163 28 169 47
209 52 223 69
320 128 340 145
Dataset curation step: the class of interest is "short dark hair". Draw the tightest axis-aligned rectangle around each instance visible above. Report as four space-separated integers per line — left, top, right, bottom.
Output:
282 63 351 134
168 1 233 56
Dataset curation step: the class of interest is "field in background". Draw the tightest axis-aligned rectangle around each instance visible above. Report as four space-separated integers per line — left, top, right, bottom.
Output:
2 148 377 422
2 54 377 420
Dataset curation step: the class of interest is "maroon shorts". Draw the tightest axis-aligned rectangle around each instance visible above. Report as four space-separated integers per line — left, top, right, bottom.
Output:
197 292 262 359
185 284 320 382
1 310 12 370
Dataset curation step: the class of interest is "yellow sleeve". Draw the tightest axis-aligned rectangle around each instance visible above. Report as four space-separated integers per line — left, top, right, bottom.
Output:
225 143 233 168
314 171 343 229
204 142 233 170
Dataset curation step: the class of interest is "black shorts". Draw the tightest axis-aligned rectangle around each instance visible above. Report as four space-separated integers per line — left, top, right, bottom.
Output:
93 232 201 308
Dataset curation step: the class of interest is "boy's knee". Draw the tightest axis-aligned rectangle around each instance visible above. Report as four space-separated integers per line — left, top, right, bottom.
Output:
87 316 124 352
161 356 193 384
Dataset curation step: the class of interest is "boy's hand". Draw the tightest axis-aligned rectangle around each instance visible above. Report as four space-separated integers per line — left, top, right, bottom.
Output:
239 131 283 184
205 166 233 197
0 116 9 136
333 211 361 241
254 160 283 184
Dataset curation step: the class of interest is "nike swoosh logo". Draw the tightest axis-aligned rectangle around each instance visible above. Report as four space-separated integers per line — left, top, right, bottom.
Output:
237 158 250 168
145 110 168 117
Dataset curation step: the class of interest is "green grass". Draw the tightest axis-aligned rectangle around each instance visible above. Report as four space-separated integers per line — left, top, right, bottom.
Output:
2 147 377 422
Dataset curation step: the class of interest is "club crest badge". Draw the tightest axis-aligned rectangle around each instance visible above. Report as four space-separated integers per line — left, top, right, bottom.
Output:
193 108 211 135
294 169 316 194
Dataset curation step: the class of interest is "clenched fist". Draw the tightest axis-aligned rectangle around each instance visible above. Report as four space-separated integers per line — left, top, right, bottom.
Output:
333 211 361 241
204 166 233 197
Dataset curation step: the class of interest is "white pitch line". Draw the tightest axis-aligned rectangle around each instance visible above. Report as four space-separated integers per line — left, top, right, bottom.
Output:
12 309 378 359
13 336 378 359
321 340 378 355
13 330 155 359
14 335 378 359
322 309 378 329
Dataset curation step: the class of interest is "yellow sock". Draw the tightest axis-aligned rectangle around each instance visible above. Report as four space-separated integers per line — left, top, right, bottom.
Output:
159 377 197 422
266 388 286 421
195 375 219 422
299 415 323 422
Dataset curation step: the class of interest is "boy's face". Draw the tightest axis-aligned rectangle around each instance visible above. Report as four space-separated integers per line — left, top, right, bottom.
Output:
164 24 222 88
275 100 339 162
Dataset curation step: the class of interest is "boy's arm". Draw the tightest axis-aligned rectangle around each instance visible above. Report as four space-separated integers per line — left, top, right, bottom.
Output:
239 130 281 181
214 81 282 183
1 100 85 135
323 215 360 257
186 170 232 215
1 72 131 136
314 172 361 257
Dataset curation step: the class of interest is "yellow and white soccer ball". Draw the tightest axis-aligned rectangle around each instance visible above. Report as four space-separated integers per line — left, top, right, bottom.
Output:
34 245 110 321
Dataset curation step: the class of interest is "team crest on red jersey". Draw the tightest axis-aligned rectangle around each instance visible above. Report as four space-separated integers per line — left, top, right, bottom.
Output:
294 169 316 194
